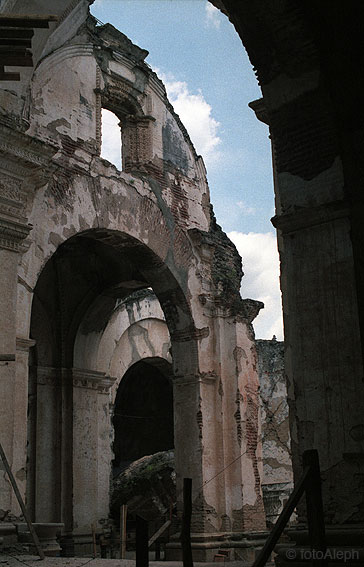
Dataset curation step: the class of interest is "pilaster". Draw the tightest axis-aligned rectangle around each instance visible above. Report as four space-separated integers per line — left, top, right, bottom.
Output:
251 89 364 559
0 182 32 514
0 119 57 515
167 292 267 561
72 368 116 532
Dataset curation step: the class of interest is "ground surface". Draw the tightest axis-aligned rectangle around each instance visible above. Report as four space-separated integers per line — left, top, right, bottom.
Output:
0 557 247 567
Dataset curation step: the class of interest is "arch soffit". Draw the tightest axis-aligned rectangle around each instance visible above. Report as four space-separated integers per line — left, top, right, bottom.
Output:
24 179 194 295
27 229 196 374
108 319 171 402
207 0 320 88
74 292 167 371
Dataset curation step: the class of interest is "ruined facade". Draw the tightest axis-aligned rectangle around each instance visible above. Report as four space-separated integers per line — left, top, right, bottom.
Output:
81 288 293 532
0 1 267 560
2 0 364 564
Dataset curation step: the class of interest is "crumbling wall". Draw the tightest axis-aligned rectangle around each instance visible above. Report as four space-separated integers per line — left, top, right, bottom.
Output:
0 3 266 557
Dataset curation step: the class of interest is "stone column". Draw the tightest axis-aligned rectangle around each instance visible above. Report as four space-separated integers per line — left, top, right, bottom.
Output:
0 185 31 514
71 369 115 553
13 338 36 515
251 89 364 560
168 300 267 561
33 367 61 522
203 302 266 562
167 333 214 561
201 304 266 534
272 203 364 561
167 226 268 561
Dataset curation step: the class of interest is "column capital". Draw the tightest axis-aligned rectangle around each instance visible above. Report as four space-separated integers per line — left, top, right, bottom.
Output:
16 337 36 352
0 119 58 251
249 98 269 125
0 216 31 252
72 368 117 393
198 292 263 322
271 199 350 234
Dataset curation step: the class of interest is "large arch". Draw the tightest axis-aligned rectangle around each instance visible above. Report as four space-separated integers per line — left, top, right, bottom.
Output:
27 228 199 536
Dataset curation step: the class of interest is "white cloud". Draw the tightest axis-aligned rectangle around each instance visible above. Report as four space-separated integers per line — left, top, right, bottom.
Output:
159 72 221 168
101 109 122 170
228 231 284 340
205 2 221 29
237 200 256 215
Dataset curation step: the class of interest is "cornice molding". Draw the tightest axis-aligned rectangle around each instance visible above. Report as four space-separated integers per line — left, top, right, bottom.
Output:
72 368 117 393
16 337 36 352
249 98 269 125
0 216 31 252
0 121 58 187
271 199 350 234
31 366 117 392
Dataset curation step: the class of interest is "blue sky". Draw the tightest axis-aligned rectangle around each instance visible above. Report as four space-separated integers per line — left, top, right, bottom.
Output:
91 0 283 340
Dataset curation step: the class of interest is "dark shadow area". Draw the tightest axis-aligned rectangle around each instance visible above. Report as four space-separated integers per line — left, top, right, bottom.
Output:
112 358 174 476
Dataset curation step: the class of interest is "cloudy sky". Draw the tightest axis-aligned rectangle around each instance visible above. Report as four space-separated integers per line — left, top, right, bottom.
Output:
91 0 283 340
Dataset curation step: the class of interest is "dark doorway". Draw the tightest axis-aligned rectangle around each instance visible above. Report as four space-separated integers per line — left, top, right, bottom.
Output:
112 358 174 475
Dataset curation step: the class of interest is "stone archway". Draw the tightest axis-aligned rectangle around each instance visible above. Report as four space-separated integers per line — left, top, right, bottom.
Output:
27 229 200 538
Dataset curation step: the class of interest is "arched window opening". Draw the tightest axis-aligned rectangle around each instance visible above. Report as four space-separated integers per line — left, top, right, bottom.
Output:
101 108 122 170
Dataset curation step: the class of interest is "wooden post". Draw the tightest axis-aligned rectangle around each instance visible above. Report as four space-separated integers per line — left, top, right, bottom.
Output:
181 478 193 567
252 464 311 567
303 450 327 565
0 442 45 560
120 504 127 559
136 515 148 567
91 523 97 558
155 541 161 561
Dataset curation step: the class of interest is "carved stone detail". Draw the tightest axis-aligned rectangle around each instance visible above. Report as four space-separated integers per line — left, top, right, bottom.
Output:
0 175 28 220
123 115 154 171
0 141 50 168
0 122 57 188
0 177 21 202
0 217 31 251
197 396 203 439
72 368 116 393
34 366 59 386
95 65 102 153
16 337 36 352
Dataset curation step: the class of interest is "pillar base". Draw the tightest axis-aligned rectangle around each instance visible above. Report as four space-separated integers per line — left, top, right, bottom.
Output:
17 522 64 556
0 523 17 548
165 530 268 562
275 524 364 566
60 527 102 557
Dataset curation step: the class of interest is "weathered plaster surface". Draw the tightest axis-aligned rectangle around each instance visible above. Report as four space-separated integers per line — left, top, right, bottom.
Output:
0 5 266 558
256 339 293 527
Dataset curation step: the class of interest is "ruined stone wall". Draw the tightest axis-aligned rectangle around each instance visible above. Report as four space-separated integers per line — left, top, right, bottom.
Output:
0 2 266 558
256 339 293 527
105 292 292 529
